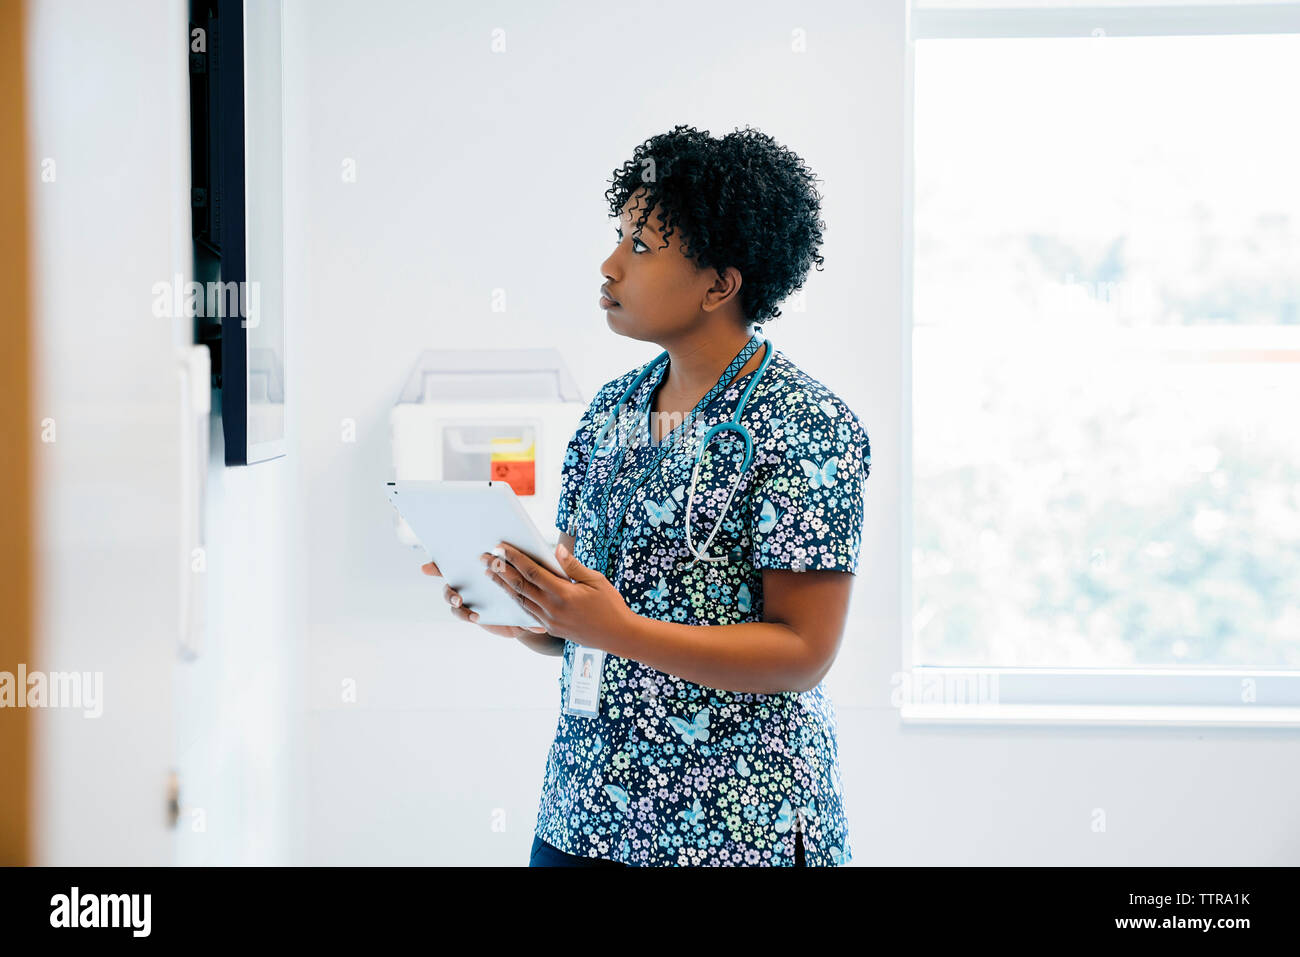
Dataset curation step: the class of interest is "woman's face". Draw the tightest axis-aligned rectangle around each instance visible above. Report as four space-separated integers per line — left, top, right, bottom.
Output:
599 188 727 342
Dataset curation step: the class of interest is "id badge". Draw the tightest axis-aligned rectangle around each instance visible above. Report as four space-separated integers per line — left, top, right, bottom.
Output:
564 645 605 718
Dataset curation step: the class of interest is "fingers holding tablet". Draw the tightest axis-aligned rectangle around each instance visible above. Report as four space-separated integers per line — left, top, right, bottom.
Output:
422 559 489 625
481 550 551 634
434 561 548 638
416 560 471 617
388 480 562 627
442 582 480 622
424 559 484 623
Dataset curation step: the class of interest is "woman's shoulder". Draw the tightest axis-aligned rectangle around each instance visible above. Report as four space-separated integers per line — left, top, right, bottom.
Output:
761 349 868 437
751 349 872 480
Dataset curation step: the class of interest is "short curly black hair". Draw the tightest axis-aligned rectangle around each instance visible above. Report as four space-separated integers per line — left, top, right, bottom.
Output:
604 124 827 325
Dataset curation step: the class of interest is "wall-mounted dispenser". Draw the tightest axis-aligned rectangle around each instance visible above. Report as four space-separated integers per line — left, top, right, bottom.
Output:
390 349 585 548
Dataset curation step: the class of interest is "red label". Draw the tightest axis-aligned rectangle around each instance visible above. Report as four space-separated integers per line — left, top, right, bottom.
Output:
491 459 535 496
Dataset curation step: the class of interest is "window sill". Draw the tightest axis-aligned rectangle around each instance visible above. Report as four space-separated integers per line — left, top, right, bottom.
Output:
899 704 1300 728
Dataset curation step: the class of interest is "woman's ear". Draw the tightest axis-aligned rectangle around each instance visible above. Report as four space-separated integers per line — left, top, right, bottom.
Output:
701 265 743 315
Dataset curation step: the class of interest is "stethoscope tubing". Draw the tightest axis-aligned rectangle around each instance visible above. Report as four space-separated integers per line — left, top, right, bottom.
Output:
587 334 775 573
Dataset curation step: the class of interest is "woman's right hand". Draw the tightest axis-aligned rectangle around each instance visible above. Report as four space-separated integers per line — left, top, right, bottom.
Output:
420 559 550 639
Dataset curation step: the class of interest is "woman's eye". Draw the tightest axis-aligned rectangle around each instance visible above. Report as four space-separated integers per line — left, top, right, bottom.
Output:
615 231 649 254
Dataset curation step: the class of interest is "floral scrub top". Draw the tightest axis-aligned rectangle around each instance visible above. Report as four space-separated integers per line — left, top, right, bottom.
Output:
533 344 871 866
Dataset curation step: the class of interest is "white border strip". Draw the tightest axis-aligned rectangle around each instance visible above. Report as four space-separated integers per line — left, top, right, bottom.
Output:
912 3 1300 39
901 704 1300 726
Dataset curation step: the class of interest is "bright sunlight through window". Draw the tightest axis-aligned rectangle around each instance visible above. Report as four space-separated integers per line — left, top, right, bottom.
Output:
912 32 1300 669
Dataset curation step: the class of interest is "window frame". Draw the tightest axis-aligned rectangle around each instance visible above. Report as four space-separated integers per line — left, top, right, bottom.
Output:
901 1 1300 726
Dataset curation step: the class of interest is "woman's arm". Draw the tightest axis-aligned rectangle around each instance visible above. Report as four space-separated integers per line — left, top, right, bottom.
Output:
487 541 855 692
515 630 565 656
607 569 854 693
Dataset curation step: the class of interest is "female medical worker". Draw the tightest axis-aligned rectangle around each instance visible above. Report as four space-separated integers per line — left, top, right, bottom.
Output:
422 125 870 867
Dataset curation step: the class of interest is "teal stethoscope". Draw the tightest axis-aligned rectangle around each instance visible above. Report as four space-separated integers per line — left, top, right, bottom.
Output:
586 331 775 576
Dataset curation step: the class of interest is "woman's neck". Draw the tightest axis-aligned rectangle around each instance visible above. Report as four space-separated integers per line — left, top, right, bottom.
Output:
659 322 759 401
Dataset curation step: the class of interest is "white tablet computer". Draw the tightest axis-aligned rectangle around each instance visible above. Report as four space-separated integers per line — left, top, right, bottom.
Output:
386 480 567 628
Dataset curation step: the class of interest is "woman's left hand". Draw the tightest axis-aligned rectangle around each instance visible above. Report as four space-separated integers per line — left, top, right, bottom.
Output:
481 541 631 648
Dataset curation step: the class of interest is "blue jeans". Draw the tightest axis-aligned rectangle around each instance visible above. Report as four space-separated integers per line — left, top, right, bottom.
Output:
527 831 808 866
529 834 629 867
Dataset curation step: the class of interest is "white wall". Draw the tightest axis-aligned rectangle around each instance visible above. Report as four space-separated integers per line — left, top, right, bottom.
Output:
26 0 188 866
171 409 305 865
26 0 304 865
287 0 1300 865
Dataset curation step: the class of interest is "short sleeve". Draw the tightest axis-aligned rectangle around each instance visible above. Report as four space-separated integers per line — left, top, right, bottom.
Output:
555 378 623 537
748 390 870 573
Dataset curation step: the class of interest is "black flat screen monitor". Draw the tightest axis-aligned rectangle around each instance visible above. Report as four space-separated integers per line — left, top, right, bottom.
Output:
190 0 285 465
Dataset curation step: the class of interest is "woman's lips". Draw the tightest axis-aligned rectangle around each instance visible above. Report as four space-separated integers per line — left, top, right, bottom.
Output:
600 295 620 309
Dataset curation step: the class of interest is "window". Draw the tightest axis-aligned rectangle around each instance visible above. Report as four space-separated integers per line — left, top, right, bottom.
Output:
904 1 1300 722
